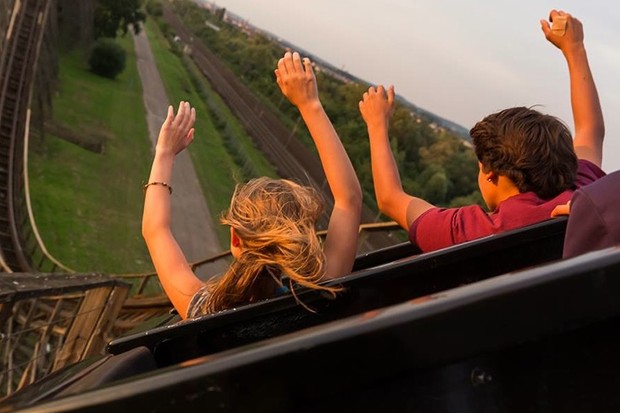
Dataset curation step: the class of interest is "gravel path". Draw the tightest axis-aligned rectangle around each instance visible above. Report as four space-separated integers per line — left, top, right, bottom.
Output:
133 29 226 279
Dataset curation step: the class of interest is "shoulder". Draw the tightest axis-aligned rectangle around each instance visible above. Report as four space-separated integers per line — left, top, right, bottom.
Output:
575 159 606 187
186 284 210 319
409 205 492 252
573 170 620 214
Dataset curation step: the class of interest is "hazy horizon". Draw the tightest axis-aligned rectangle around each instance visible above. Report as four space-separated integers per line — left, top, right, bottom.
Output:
208 0 620 173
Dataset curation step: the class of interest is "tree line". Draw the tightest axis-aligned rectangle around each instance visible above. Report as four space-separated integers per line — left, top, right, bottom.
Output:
162 1 484 212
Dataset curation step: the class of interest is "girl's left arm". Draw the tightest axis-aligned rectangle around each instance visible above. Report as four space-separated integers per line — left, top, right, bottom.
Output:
142 102 204 318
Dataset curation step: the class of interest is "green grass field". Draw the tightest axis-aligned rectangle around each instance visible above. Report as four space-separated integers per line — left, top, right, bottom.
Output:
28 21 279 273
29 35 153 273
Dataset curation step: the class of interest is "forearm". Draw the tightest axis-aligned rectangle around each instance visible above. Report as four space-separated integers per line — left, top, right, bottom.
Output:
564 44 604 165
142 149 175 237
142 149 202 316
297 101 362 208
366 123 409 225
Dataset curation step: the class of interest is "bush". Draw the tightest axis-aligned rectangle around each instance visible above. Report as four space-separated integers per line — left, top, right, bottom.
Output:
88 38 126 79
146 0 163 17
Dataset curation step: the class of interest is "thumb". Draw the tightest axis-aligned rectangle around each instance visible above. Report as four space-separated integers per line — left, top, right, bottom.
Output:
540 19 551 37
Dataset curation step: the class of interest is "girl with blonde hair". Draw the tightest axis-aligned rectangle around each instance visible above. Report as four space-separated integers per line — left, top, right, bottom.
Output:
142 51 362 318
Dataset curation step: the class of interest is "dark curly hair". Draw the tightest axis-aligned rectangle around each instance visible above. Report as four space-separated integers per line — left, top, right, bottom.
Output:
471 107 578 199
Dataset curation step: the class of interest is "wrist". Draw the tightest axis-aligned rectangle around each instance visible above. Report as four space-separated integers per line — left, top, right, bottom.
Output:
366 120 390 135
296 99 323 114
154 146 176 159
562 43 587 60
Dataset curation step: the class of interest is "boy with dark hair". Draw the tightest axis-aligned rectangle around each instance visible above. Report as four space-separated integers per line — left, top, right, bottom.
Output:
471 106 578 200
359 10 606 252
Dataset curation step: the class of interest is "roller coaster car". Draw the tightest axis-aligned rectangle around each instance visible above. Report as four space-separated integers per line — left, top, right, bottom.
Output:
8 218 620 412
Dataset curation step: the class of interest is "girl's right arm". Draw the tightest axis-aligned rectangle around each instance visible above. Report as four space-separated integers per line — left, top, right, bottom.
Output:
275 52 362 280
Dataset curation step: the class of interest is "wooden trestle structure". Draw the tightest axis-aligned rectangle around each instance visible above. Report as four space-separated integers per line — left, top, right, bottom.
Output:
0 0 159 397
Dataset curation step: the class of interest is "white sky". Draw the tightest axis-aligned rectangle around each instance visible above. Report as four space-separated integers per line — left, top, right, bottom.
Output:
210 0 620 172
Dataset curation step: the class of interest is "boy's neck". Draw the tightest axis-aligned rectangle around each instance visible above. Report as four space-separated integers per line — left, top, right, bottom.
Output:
494 177 522 207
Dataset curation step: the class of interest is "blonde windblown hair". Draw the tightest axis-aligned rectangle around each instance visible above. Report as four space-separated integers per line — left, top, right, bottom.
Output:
201 177 340 313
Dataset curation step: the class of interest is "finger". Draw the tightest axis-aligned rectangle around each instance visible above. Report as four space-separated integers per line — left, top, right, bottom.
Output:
282 51 294 75
189 106 196 129
163 105 174 126
551 14 568 36
540 19 551 36
173 101 186 127
303 57 313 76
183 104 195 131
550 203 570 217
277 57 288 78
377 85 385 96
176 102 189 131
180 101 191 128
548 9 558 22
275 70 284 91
292 51 303 73
387 85 395 105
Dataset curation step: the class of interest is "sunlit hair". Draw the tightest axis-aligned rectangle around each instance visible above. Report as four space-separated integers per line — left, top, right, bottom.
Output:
471 106 578 199
200 177 339 313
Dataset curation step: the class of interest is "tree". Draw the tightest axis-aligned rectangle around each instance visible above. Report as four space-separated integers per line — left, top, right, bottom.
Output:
94 0 146 38
145 0 163 17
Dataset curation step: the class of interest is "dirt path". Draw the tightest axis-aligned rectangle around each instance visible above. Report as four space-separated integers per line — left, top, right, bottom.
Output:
133 29 225 278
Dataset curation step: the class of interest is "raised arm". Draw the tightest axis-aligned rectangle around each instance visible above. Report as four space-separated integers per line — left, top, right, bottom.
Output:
541 10 605 167
142 101 203 318
275 51 362 280
359 85 434 230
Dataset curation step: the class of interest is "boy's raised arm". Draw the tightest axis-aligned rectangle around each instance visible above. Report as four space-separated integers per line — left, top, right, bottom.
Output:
541 10 605 168
359 85 434 230
275 52 362 280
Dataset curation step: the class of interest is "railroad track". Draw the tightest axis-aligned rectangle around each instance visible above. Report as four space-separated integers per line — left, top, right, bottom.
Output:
164 9 326 185
163 7 389 232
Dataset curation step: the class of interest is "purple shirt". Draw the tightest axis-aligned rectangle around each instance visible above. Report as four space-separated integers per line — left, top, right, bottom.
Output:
409 159 606 252
563 169 620 258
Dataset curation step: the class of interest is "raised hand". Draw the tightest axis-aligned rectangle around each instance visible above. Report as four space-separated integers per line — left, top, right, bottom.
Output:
275 51 319 109
540 10 584 54
359 85 395 132
156 101 196 155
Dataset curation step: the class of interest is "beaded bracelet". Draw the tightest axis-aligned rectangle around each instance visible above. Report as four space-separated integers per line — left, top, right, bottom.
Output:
144 181 173 194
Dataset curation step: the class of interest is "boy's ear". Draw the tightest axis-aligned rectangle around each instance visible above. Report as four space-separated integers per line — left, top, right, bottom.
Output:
479 162 497 184
486 170 499 184
482 167 499 184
